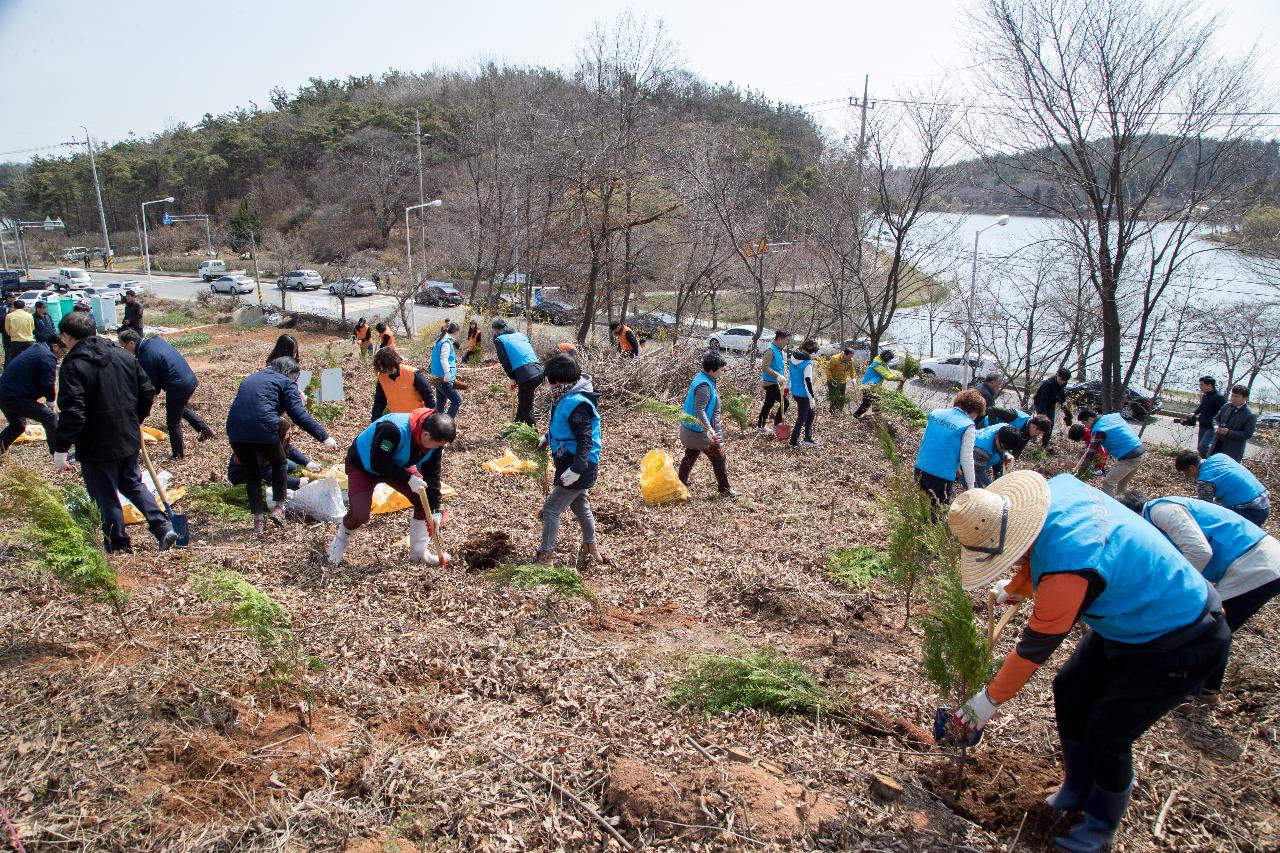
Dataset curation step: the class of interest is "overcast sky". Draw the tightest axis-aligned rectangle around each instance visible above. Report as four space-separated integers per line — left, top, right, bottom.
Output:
0 0 1277 161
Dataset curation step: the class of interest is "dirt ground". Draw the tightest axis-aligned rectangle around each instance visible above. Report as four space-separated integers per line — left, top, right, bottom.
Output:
1 321 1278 851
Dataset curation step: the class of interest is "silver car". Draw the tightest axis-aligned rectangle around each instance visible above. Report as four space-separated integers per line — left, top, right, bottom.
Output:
329 277 378 297
211 275 256 294
278 269 324 291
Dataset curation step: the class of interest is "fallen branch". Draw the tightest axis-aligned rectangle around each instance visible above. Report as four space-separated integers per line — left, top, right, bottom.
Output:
492 742 635 851
1153 786 1182 840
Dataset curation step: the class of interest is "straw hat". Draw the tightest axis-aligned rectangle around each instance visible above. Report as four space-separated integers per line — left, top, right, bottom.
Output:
947 471 1051 590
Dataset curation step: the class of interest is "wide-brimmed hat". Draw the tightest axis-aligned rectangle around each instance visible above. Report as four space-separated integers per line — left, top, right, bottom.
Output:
947 471 1051 590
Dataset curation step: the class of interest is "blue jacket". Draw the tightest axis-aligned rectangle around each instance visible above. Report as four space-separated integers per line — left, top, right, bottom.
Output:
137 335 197 395
761 343 785 384
788 357 812 398
1092 412 1142 458
1144 496 1266 585
915 407 974 480
430 335 457 381
0 342 57 402
549 390 601 464
226 369 328 445
683 372 719 433
1198 453 1265 507
493 330 543 384
1031 474 1208 644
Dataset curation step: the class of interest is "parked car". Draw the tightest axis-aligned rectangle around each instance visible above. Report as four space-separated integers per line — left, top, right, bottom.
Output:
277 269 324 291
80 286 125 303
198 259 228 282
483 292 524 316
19 289 61 305
707 326 774 355
61 247 89 262
51 267 92 293
1257 411 1280 431
630 311 678 339
918 353 1003 386
1066 379 1162 421
210 275 256 295
816 338 877 360
528 299 581 326
329 278 378 297
414 282 464 307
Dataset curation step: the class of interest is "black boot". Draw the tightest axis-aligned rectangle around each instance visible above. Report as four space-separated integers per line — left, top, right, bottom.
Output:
1046 738 1093 811
1054 778 1134 853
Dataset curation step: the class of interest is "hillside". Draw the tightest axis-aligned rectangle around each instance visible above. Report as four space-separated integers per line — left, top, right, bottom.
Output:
1 310 1277 851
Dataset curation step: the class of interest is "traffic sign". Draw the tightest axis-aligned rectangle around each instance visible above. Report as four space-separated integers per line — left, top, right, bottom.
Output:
162 213 173 225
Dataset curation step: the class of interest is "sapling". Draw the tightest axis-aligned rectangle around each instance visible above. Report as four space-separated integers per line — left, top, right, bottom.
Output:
636 396 697 426
719 384 751 433
897 353 922 389
828 382 851 414
671 649 830 715
828 545 889 589
877 426 952 625
487 563 597 606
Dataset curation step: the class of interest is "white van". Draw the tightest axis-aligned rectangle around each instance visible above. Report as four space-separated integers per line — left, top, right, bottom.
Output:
198 259 228 282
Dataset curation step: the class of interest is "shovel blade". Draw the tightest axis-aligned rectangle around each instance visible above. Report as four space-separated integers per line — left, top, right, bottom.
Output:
168 508 190 547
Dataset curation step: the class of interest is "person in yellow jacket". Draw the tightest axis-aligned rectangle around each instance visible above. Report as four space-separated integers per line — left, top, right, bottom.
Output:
822 347 856 413
852 349 901 417
4 299 36 361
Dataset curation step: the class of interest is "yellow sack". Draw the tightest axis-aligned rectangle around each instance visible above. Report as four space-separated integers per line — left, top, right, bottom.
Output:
440 482 457 500
300 464 348 489
639 449 688 505
483 449 537 475
122 486 187 524
142 426 167 444
11 424 46 444
371 483 413 515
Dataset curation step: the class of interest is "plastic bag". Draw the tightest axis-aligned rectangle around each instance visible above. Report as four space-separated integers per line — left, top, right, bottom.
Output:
483 449 537 475
11 424 46 444
300 463 348 489
142 426 167 443
287 477 346 522
371 483 414 515
639 449 688 505
120 481 188 525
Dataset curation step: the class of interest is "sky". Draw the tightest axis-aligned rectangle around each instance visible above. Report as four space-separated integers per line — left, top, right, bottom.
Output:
0 0 1277 160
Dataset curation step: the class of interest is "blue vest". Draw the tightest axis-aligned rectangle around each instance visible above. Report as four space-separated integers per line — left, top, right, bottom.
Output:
682 372 719 433
862 358 885 385
986 408 1031 429
430 336 456 380
914 407 974 480
354 413 437 475
1031 474 1208 644
761 344 785 383
1092 412 1142 458
973 424 1004 470
1144 496 1266 584
1199 454 1265 507
788 359 811 397
497 331 538 371
548 392 602 464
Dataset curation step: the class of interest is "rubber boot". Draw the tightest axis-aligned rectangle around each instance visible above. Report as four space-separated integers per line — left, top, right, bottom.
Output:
409 518 431 564
326 525 351 566
1054 779 1134 853
1046 739 1093 812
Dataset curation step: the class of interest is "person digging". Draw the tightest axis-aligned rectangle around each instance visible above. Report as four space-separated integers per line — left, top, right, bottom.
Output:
947 471 1229 853
852 348 901 418
327 408 456 567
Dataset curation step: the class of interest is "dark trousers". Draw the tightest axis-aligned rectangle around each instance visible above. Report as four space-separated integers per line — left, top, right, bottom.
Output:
0 396 58 453
914 466 954 505
81 452 171 552
1035 407 1055 447
515 377 542 426
1230 502 1270 527
790 396 815 445
678 444 731 492
230 441 287 515
1052 615 1231 791
1208 578 1280 691
757 382 787 428
165 385 209 459
7 341 32 361
435 381 462 419
853 384 881 417
1197 427 1216 459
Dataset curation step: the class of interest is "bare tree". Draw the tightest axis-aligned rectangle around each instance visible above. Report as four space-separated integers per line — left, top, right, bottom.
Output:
319 128 420 240
1193 301 1280 395
969 0 1265 412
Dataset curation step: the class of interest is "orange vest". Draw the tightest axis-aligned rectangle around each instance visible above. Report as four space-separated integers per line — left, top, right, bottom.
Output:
377 365 426 413
617 325 636 353
355 323 372 345
379 330 396 350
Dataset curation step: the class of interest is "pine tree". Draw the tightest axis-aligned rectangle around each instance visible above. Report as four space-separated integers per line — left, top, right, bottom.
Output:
229 199 261 250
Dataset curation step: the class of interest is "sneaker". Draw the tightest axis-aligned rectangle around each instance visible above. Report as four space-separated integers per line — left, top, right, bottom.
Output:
197 428 217 443
803 439 820 448
268 506 287 528
159 529 179 551
755 426 771 435
714 489 741 501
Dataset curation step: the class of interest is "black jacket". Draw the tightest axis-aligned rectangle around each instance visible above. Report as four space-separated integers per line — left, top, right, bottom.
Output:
1188 390 1226 430
32 311 57 345
137 336 197 395
0 342 57 402
1033 376 1069 420
123 300 143 333
226 369 328 445
1212 402 1255 462
55 335 156 461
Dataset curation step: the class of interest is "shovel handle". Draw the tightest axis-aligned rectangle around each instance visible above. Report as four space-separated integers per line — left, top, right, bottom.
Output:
415 485 447 564
989 599 1024 646
986 591 996 646
138 436 174 509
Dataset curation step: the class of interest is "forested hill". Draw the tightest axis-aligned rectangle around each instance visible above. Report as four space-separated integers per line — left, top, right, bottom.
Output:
0 67 822 264
937 135 1280 215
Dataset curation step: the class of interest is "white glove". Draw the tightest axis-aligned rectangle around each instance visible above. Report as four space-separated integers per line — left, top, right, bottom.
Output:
407 474 426 495
991 577 1024 606
306 461 324 473
559 468 581 487
955 688 999 730
52 452 70 471
321 437 337 451
538 435 549 451
1002 452 1014 465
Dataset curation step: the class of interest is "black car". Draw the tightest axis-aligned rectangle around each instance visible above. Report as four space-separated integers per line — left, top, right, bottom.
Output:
415 282 465 307
630 311 678 339
1066 379 1163 420
529 299 581 326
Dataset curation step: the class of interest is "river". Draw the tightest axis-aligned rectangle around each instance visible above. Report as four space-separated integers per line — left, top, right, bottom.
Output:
883 213 1280 399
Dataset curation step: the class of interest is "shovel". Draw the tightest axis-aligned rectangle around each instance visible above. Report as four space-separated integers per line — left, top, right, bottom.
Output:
414 485 450 568
772 392 792 442
138 438 189 547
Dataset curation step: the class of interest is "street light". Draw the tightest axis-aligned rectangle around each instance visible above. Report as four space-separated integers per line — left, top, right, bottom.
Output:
964 214 1010 384
10 217 65 278
141 196 175 295
405 199 443 284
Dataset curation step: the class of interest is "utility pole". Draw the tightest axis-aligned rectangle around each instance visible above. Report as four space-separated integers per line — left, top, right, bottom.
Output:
848 76 871 341
82 127 111 262
414 110 430 258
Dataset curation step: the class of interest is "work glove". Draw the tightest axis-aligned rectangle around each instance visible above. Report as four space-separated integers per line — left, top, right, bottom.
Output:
408 474 427 495
52 452 70 472
1002 452 1014 466
955 688 999 731
538 435 549 451
711 432 721 446
322 437 338 451
991 577 1024 606
559 468 581 487
306 461 325 474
